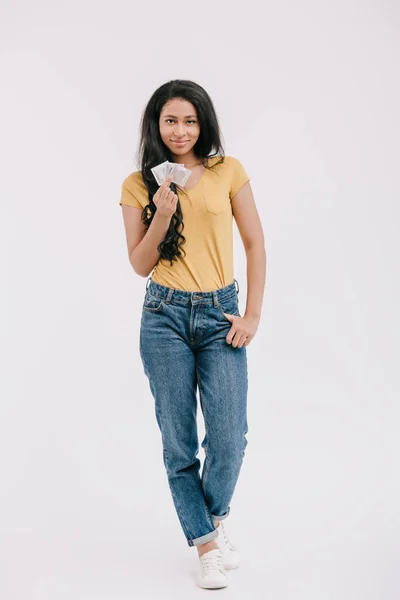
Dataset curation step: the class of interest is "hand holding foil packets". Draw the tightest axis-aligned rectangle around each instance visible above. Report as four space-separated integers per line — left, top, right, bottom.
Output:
151 160 192 187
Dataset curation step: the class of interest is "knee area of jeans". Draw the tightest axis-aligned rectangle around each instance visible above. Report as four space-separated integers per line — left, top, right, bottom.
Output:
218 437 248 458
214 450 246 471
163 450 201 475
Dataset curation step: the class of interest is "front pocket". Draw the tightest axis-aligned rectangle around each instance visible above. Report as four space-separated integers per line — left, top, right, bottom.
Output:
203 179 230 215
217 295 241 318
142 291 164 312
218 306 241 318
204 193 227 215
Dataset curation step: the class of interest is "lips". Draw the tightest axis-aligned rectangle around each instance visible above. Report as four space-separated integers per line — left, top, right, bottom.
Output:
171 140 189 143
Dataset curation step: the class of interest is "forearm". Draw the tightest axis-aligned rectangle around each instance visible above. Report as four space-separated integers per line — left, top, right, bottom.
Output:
244 245 267 319
130 211 171 276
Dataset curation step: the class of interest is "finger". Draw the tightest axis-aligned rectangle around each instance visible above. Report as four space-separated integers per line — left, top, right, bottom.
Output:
161 176 173 188
160 178 174 199
232 332 245 348
227 326 239 347
237 334 248 348
168 191 178 204
234 330 249 348
243 335 252 347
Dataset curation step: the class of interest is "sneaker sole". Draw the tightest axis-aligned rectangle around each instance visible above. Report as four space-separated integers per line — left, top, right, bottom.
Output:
196 578 229 589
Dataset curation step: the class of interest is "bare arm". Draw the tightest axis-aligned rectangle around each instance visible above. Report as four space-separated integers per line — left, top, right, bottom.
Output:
120 176 177 277
121 206 172 276
231 181 267 319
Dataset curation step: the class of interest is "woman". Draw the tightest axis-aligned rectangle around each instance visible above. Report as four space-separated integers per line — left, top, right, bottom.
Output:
119 79 266 589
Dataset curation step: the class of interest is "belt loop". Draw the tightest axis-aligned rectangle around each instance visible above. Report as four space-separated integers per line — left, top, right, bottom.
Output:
146 277 151 291
234 278 239 294
165 288 173 304
212 290 218 308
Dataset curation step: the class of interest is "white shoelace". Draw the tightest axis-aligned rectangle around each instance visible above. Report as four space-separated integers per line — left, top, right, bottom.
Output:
201 552 225 575
217 523 236 553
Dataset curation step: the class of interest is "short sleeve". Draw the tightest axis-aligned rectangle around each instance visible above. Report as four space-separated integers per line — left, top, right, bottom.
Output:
229 157 250 199
119 173 144 209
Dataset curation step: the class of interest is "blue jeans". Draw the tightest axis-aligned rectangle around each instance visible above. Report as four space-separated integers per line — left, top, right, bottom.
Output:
139 277 249 547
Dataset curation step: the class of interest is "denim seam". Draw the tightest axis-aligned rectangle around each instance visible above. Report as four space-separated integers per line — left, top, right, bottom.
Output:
218 306 240 318
195 364 215 529
204 501 214 527
163 448 195 542
201 442 214 529
202 442 212 489
196 365 213 496
219 291 238 302
198 304 206 343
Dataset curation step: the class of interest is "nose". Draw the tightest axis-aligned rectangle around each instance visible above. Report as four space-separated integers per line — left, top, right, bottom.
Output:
173 125 187 137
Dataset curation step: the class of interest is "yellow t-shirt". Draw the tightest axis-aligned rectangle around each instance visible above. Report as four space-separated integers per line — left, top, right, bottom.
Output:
119 155 250 292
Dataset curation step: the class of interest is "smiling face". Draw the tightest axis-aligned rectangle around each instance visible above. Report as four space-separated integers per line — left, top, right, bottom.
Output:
159 97 201 163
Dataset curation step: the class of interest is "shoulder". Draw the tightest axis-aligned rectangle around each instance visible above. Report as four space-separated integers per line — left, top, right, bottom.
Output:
207 155 245 170
120 170 148 209
223 155 246 169
122 170 148 196
222 156 250 198
122 170 145 191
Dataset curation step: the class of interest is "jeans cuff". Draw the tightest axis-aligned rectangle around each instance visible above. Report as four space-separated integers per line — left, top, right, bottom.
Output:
189 528 218 547
211 507 230 521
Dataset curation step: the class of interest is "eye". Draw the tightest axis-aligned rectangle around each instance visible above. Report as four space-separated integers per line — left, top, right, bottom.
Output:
165 119 197 124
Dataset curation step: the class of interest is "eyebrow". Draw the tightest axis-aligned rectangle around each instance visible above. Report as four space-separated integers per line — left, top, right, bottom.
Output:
163 114 197 118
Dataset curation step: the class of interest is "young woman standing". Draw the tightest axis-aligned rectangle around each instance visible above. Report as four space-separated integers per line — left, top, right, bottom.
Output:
119 80 266 589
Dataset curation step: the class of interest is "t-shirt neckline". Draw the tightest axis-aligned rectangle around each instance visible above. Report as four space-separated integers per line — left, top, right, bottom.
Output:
179 155 217 194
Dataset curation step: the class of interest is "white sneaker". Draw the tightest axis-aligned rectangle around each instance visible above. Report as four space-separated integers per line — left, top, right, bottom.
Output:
214 521 240 569
196 548 229 589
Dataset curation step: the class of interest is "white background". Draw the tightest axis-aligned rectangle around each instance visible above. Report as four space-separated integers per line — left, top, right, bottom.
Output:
1 1 399 598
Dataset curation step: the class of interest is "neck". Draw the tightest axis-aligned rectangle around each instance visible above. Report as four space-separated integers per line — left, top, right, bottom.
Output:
171 150 202 169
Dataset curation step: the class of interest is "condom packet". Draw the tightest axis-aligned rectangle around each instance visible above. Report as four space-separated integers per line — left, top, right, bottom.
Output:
150 161 168 185
151 160 191 187
167 162 192 186
165 161 183 179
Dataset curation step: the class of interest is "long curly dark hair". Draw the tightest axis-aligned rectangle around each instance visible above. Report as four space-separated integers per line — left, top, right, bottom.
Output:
134 80 226 265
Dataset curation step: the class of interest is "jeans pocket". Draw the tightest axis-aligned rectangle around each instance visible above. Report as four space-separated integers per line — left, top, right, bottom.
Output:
143 291 164 312
218 294 241 318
